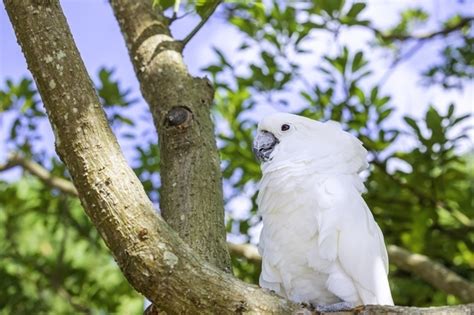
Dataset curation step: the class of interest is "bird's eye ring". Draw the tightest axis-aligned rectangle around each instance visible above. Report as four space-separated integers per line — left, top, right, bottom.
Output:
281 124 290 131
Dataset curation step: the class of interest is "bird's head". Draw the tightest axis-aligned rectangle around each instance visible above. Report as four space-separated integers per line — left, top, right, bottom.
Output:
253 112 324 164
253 112 368 173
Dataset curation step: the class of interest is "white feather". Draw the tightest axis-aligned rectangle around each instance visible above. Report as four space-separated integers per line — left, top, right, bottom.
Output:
256 113 394 306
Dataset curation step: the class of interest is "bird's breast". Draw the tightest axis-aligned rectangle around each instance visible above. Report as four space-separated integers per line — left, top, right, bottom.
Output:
258 168 324 244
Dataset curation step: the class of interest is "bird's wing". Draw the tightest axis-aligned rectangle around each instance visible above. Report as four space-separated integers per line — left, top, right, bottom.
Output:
315 175 393 305
258 225 286 296
305 122 369 174
257 170 289 296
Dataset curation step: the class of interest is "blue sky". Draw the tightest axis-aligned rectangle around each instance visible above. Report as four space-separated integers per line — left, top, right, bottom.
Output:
1 0 473 178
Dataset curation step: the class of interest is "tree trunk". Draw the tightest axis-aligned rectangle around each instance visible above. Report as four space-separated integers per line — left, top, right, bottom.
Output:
109 0 231 273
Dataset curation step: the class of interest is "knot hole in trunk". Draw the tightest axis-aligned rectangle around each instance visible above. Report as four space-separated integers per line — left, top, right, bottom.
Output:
165 106 193 130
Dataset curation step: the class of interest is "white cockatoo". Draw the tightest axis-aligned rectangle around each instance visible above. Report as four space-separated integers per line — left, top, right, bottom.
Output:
253 112 394 311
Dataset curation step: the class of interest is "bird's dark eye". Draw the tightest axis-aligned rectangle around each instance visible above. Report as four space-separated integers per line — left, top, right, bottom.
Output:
281 124 290 131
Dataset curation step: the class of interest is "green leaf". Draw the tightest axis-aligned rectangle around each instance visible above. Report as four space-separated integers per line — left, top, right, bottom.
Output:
447 103 455 118
320 0 345 17
351 51 366 73
426 106 443 142
370 87 379 103
230 17 256 37
113 114 134 126
443 14 462 28
96 67 135 108
346 2 366 18
403 116 417 130
403 116 424 141
0 90 13 111
152 0 175 10
196 0 219 19
202 65 223 77
375 96 390 107
377 108 393 123
353 86 365 104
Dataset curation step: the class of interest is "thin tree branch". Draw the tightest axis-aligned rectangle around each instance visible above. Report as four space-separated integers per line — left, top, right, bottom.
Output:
228 242 474 303
371 16 473 42
378 40 425 87
0 153 78 196
387 245 474 303
169 10 193 23
0 156 119 247
181 0 221 47
228 242 261 265
0 157 19 172
369 16 473 87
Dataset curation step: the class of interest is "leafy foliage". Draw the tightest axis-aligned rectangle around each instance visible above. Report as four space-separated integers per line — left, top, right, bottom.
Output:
152 0 221 19
0 78 44 155
0 178 143 314
0 70 146 314
1 0 472 311
423 36 474 89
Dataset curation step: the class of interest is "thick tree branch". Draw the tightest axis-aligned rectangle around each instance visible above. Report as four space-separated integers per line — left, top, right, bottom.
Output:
110 0 231 272
343 304 473 314
229 243 474 303
4 0 299 313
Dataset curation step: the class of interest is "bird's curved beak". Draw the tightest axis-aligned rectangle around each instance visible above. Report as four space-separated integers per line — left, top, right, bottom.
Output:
253 131 279 162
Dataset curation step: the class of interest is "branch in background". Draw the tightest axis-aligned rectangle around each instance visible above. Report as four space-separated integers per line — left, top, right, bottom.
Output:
371 16 473 42
387 245 474 303
378 40 425 87
0 153 78 196
228 243 474 303
367 16 473 86
181 0 221 47
228 242 261 264
0 154 23 172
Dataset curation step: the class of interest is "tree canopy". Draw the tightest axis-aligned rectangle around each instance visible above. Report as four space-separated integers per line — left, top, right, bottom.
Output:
0 0 473 314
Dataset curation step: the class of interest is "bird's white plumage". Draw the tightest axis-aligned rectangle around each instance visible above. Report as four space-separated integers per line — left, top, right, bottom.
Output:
256 113 394 306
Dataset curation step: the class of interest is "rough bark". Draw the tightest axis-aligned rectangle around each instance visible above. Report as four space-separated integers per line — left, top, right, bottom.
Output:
4 0 297 313
333 304 474 314
109 0 231 272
